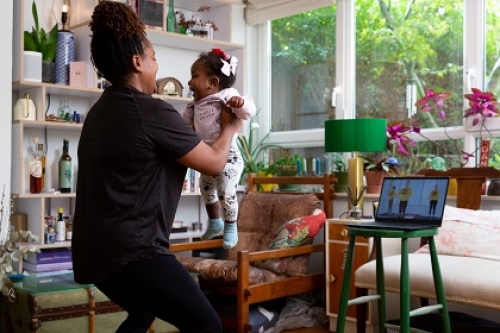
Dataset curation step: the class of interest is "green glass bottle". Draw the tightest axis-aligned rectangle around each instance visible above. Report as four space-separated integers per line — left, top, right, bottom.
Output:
167 0 176 32
59 138 72 193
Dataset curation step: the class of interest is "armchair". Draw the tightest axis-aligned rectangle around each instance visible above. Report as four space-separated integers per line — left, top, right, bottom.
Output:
169 173 336 333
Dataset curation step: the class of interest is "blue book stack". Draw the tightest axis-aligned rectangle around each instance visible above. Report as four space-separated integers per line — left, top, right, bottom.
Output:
23 248 72 272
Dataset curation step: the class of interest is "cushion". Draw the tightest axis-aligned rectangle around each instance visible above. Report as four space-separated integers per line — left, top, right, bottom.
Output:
355 253 500 309
417 205 500 261
253 209 326 276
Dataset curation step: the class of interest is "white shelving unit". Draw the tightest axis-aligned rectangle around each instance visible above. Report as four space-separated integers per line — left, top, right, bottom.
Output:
11 0 245 253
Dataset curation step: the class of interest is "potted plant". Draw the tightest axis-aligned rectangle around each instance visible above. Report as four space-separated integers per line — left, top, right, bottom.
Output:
273 153 301 191
363 157 399 194
236 115 281 188
333 157 348 193
24 0 58 83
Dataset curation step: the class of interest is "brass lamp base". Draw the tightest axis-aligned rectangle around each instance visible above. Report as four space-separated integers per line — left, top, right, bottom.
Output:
347 152 364 217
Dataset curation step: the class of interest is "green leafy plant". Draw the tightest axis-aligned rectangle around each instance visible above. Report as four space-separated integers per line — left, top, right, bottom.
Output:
363 157 399 176
24 0 58 62
237 116 281 181
271 153 301 176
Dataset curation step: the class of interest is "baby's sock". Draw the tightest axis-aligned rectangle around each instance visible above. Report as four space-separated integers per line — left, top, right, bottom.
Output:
223 222 238 250
200 218 224 240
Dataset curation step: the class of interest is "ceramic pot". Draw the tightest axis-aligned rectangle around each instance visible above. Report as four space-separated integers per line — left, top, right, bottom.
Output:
275 165 298 191
364 170 387 194
42 61 55 83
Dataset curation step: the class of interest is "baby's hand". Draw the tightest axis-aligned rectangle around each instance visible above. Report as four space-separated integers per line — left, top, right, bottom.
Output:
226 96 244 109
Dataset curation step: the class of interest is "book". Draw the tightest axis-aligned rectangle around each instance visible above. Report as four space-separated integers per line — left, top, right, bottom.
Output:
24 248 72 265
22 261 73 273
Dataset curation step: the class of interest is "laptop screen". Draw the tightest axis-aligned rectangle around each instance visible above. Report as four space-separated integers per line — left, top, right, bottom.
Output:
374 176 450 224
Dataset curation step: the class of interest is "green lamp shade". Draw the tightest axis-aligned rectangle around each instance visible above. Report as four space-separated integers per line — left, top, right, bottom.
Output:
324 118 387 152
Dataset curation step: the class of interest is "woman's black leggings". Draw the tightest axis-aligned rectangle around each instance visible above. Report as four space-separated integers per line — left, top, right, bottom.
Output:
95 254 222 333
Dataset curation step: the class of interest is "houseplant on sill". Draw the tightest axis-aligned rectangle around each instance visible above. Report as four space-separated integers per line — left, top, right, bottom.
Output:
273 153 301 191
363 157 399 194
389 87 499 168
333 157 348 193
388 87 500 196
237 115 281 190
24 0 58 83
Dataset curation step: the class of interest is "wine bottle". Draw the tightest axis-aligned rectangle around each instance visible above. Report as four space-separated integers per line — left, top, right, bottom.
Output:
56 207 66 242
166 0 176 32
30 138 42 194
37 143 46 191
59 138 72 193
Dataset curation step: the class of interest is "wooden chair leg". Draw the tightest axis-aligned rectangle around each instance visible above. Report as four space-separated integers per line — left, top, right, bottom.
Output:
355 287 367 333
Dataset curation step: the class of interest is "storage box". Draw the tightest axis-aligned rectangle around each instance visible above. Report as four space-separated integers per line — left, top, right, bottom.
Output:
0 273 179 333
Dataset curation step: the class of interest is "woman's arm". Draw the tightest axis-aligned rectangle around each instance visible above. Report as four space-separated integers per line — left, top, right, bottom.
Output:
178 108 241 176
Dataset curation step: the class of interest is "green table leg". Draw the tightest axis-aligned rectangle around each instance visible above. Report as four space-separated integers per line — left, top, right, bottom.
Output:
374 237 386 333
400 237 410 333
428 236 452 333
336 234 357 333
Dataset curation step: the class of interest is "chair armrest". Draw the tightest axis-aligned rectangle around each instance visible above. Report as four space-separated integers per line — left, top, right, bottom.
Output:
247 243 325 262
169 239 223 252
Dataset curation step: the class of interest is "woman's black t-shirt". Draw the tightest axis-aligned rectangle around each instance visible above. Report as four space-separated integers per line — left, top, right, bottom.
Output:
72 84 200 284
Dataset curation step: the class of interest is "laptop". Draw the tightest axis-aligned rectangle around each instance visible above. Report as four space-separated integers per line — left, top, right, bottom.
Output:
346 176 450 230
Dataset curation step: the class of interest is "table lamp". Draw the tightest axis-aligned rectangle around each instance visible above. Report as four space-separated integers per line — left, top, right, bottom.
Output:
325 118 387 218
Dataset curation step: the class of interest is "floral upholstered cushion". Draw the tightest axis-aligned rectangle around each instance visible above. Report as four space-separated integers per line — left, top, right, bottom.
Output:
417 205 500 261
252 209 326 276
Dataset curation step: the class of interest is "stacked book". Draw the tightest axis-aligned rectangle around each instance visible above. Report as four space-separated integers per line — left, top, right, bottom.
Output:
23 248 73 273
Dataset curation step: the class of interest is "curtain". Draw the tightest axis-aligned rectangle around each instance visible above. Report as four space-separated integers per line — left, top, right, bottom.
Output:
245 0 335 25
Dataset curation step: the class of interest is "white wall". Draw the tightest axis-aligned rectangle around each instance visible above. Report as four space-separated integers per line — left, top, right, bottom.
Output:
0 1 13 204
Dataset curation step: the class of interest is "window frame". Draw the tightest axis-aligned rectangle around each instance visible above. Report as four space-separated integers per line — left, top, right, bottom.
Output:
252 0 492 168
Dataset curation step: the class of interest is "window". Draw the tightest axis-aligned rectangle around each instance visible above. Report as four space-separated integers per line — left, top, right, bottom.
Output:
270 5 336 132
257 0 500 173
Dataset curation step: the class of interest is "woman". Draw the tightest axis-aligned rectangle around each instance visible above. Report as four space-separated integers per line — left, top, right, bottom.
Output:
71 2 241 332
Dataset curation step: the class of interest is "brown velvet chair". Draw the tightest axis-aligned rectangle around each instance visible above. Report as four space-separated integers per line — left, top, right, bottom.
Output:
169 173 336 333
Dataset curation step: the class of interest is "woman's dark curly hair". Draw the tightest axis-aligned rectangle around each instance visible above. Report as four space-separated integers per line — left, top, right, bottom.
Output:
196 50 237 89
89 1 146 83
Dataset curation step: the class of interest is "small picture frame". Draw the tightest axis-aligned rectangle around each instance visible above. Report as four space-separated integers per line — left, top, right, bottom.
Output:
156 77 184 96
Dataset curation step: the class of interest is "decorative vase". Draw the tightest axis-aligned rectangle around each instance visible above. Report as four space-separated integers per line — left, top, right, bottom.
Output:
364 170 386 194
42 61 55 83
55 30 75 85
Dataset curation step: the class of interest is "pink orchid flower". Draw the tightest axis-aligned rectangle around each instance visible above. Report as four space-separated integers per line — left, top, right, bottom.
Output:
464 87 499 126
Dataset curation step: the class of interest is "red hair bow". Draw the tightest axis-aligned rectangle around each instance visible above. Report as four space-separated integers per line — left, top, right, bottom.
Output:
212 48 228 60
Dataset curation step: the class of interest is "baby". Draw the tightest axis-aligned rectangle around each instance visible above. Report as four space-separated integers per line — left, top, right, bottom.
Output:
181 48 256 249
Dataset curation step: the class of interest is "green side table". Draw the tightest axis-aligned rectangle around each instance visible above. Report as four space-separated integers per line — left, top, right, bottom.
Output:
335 227 451 333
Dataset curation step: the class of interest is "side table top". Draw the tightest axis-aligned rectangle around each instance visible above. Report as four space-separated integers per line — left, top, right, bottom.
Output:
13 272 92 294
346 226 438 238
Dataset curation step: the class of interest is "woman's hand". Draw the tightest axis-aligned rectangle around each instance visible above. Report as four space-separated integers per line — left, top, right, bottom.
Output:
220 102 242 135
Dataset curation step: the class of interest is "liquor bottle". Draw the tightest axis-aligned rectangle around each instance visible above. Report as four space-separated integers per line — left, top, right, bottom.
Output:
37 143 46 190
56 207 66 242
166 0 176 32
29 138 43 194
66 219 73 240
59 138 72 193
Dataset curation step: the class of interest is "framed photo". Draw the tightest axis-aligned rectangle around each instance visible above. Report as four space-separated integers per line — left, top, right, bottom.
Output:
156 77 184 96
